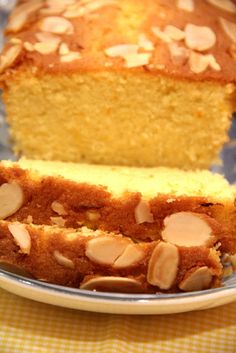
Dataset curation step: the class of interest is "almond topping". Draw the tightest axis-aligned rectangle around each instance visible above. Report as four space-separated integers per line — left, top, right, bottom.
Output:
104 44 139 57
39 16 74 34
164 25 185 41
206 0 236 13
147 242 179 290
177 0 195 12
50 216 66 227
51 201 67 216
220 18 236 44
179 267 213 292
138 34 154 51
85 236 130 265
124 53 151 68
134 199 154 224
23 42 35 52
59 43 70 56
0 45 22 74
113 244 144 268
168 42 189 65
6 1 43 33
8 223 31 255
0 183 24 219
35 32 61 46
34 42 59 54
85 0 119 12
53 250 74 269
80 276 143 293
185 24 216 51
86 210 101 221
60 52 81 62
152 26 172 43
189 51 220 73
162 212 216 247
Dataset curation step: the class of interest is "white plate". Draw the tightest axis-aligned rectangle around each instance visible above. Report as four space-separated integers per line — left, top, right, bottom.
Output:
0 269 235 315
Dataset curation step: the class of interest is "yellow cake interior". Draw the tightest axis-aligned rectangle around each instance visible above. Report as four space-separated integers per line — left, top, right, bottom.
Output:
3 69 233 169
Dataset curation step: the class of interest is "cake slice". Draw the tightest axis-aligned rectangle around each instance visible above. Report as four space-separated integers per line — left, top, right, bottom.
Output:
0 159 235 255
0 221 223 293
0 0 236 168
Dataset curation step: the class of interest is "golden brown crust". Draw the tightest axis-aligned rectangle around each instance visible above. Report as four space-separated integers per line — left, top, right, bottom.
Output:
0 0 236 83
0 221 222 292
0 164 235 253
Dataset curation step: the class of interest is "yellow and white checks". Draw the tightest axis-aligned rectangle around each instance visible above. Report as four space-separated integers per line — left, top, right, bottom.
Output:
0 288 235 353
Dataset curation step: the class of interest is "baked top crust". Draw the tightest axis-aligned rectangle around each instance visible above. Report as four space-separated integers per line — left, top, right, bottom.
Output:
0 0 236 82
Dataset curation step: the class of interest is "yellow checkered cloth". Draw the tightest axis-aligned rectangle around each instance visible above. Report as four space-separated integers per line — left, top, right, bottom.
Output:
0 288 235 353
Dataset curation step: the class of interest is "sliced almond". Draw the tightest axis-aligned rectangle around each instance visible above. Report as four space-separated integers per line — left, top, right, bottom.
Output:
53 250 74 269
134 199 154 224
34 42 59 54
50 216 66 227
220 18 236 44
185 24 216 51
168 42 189 65
85 0 119 12
179 266 213 291
8 223 31 255
147 242 179 290
124 53 151 68
51 201 67 216
152 26 172 43
59 43 70 56
206 0 236 13
0 183 24 219
86 211 101 221
6 1 43 33
104 44 139 58
9 38 22 45
162 212 216 247
60 52 81 62
39 16 74 34
23 42 35 52
80 276 143 293
164 25 185 41
85 236 130 265
177 0 195 12
189 51 220 73
113 244 144 268
0 45 22 74
35 32 61 46
138 34 154 51
63 4 85 18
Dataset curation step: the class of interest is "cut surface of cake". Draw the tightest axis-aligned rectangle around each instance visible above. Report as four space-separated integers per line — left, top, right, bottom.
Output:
0 0 236 168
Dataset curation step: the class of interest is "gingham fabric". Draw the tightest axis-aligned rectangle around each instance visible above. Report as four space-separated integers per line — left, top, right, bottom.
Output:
0 288 235 353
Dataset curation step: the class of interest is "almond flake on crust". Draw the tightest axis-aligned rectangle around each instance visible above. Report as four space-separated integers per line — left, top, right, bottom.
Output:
104 44 139 57
164 25 185 41
124 53 151 68
23 42 35 52
189 51 221 73
185 24 216 51
39 16 74 35
220 18 236 44
152 26 172 43
168 42 189 65
206 0 236 13
176 0 195 12
0 45 22 74
138 34 154 51
60 51 81 62
35 32 61 46
34 42 59 54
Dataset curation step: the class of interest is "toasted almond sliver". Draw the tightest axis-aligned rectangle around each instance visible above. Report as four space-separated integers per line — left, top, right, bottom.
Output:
138 34 154 51
23 42 35 52
177 0 195 12
50 216 66 227
53 250 74 269
60 52 81 62
39 16 74 34
124 53 151 68
35 32 61 46
8 223 31 255
147 242 179 290
206 0 236 14
220 18 236 44
134 199 154 224
34 42 59 54
179 267 213 291
51 201 67 215
59 43 70 56
0 45 22 74
80 276 143 293
164 25 185 41
6 1 43 32
162 212 216 247
0 182 24 219
168 42 189 65
152 26 172 43
104 44 139 58
189 51 220 73
85 236 130 265
113 244 144 268
185 24 216 51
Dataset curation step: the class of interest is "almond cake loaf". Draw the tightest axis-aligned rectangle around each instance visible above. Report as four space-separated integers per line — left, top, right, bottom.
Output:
0 0 235 168
0 221 224 293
